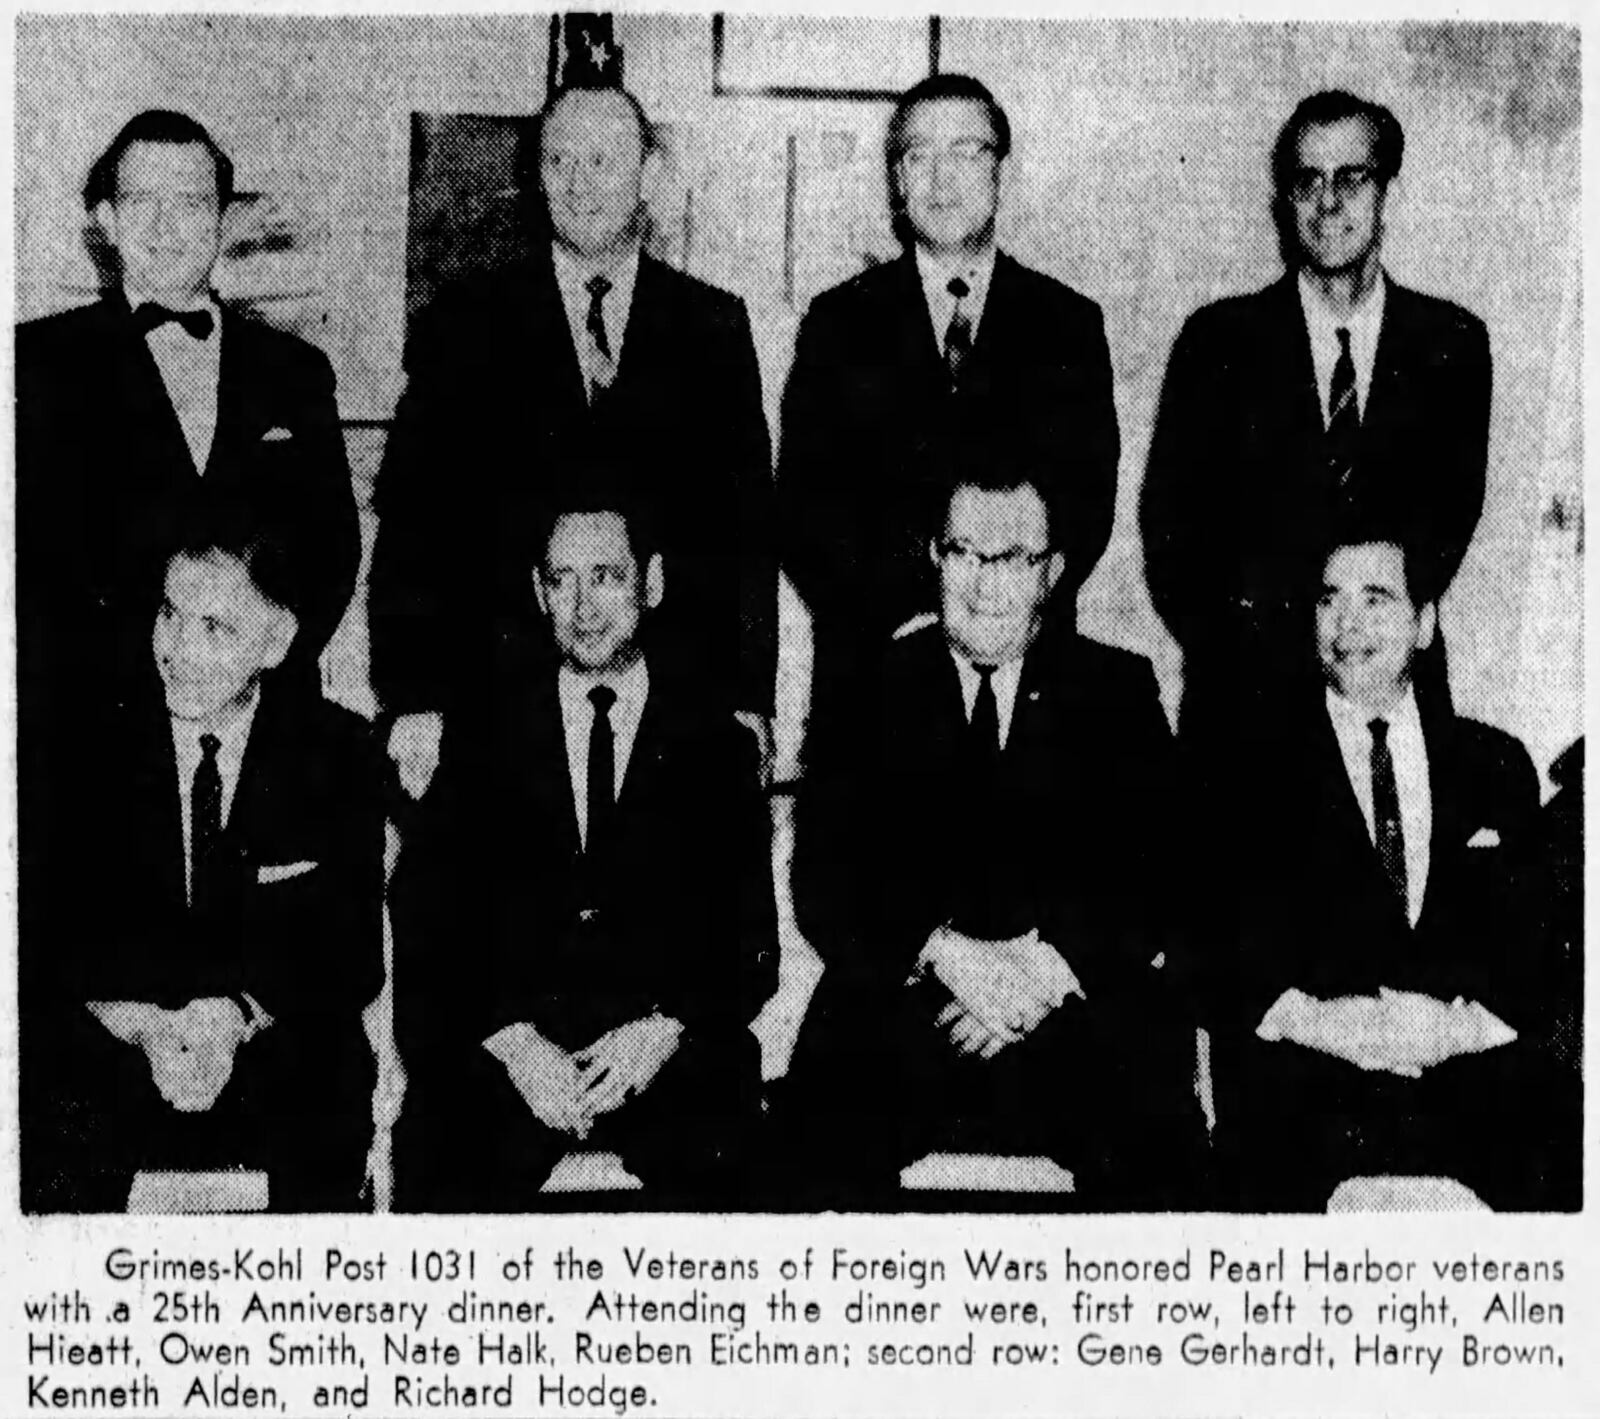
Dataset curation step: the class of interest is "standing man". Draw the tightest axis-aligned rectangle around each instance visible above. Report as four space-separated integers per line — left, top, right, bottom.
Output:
17 109 361 719
1142 89 1491 741
370 82 775 801
778 73 1120 744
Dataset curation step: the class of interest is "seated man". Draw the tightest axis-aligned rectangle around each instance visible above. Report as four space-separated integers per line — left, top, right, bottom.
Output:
790 462 1204 1208
390 484 774 1211
1217 525 1569 1211
22 504 385 1212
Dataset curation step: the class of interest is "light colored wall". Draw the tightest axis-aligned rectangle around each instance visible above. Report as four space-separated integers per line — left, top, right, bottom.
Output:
15 15 1580 765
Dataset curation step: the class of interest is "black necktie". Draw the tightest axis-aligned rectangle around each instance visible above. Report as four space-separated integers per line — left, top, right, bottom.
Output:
134 303 214 340
1326 326 1360 487
191 733 223 909
585 274 614 361
944 276 974 385
1368 718 1408 914
970 664 1001 767
585 685 618 856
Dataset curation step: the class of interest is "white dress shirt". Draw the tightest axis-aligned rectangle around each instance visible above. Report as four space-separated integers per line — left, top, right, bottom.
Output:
950 649 1025 750
170 686 260 903
552 242 641 399
1299 270 1386 426
916 243 998 352
1325 684 1432 927
557 657 650 849
135 291 223 472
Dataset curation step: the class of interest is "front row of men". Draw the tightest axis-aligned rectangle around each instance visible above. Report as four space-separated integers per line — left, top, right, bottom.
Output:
22 461 1574 1213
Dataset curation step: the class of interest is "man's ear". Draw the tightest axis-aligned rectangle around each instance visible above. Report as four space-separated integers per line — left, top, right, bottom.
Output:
1045 550 1066 593
532 569 550 620
644 553 665 610
260 609 299 670
1417 601 1436 650
640 146 665 211
928 538 941 570
94 199 119 247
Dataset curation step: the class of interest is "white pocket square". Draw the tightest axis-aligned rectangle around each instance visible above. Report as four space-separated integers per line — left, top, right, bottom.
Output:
257 860 317 883
261 426 293 442
1467 828 1501 848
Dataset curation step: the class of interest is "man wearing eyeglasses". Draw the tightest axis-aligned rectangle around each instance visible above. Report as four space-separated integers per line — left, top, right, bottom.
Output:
1142 88 1491 748
371 82 775 806
789 459 1201 1207
779 72 1119 750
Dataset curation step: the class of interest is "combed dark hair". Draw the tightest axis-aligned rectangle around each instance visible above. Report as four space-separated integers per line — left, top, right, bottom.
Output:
83 109 235 211
1317 512 1430 609
164 496 300 616
1271 89 1405 197
885 73 1010 247
513 81 658 205
535 465 660 574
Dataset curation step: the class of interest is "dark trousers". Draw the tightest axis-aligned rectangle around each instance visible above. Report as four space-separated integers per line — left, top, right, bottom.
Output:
24 1001 373 1214
396 1025 761 1213
1221 1034 1577 1212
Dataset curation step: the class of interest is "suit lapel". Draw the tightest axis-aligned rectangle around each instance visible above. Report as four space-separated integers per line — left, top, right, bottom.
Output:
1364 276 1417 436
207 305 250 479
1267 274 1327 448
884 252 950 396
101 295 202 483
522 252 592 419
125 697 190 915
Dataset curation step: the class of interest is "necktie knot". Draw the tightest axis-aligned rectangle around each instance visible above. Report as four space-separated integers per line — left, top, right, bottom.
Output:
585 274 613 302
584 274 615 375
1336 325 1352 354
947 276 970 301
134 303 214 340
1367 717 1388 746
199 732 222 762
589 684 618 718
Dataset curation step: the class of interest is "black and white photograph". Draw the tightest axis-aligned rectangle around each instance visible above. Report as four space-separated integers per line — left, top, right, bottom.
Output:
12 11 1582 1229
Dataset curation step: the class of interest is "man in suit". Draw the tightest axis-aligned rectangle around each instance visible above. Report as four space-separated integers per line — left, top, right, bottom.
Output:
17 108 361 714
791 461 1202 1208
370 81 775 803
1217 527 1567 1211
390 485 775 1211
1142 89 1491 742
778 72 1121 748
22 508 385 1213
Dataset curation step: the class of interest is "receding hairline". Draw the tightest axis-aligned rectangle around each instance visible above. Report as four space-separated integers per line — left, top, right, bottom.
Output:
540 86 651 156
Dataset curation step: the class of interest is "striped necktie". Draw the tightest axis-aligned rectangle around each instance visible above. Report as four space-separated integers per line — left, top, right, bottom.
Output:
1326 326 1360 487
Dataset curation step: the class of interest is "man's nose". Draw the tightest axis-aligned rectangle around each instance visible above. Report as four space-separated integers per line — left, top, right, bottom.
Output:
1315 180 1343 215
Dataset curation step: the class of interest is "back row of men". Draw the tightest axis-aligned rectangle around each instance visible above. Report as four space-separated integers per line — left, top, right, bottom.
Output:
19 74 1576 1211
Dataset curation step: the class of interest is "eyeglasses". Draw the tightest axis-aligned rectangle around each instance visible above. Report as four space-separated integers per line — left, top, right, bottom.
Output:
938 541 1051 577
901 140 996 174
1288 165 1378 204
115 191 217 224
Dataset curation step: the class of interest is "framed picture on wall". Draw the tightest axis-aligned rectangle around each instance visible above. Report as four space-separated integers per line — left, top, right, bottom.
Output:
712 14 940 101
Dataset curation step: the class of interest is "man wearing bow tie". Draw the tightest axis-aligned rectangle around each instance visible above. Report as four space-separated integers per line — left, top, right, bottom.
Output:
17 110 361 917
1215 523 1566 1211
389 484 773 1210
778 72 1120 748
370 82 775 805
788 461 1201 1208
21 511 384 1212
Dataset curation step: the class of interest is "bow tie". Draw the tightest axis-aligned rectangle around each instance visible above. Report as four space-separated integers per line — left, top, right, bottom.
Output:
133 303 215 340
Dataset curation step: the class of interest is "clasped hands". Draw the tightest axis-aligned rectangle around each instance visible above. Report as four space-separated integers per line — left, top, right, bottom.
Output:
486 1014 683 1138
917 925 1084 1060
89 996 263 1112
1256 986 1516 1078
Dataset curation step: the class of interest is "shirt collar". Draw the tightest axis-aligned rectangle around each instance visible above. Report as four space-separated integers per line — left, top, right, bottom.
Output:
949 645 1025 695
171 682 261 767
916 243 997 306
1325 678 1420 740
1298 267 1386 346
551 241 642 308
559 654 650 716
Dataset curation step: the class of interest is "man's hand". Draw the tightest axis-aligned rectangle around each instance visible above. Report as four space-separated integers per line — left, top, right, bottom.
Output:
142 998 250 1111
1257 988 1514 1079
484 1024 590 1137
920 927 1058 1046
388 712 444 800
574 1014 684 1118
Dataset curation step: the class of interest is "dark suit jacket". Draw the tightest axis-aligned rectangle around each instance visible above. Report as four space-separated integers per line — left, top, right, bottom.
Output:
22 677 386 1207
368 250 776 719
797 624 1182 1002
778 251 1120 661
1142 273 1491 720
392 640 777 1072
1218 687 1549 1207
16 294 361 680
